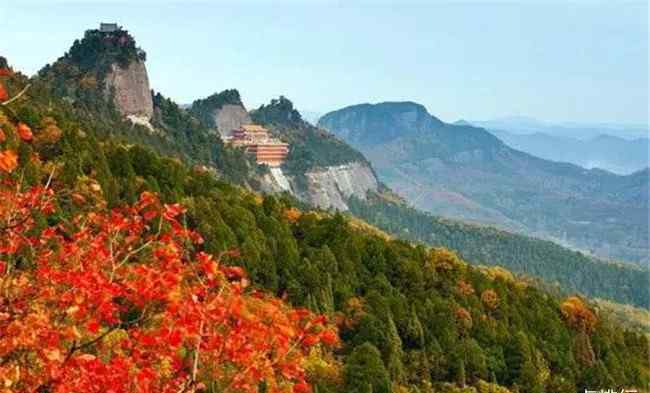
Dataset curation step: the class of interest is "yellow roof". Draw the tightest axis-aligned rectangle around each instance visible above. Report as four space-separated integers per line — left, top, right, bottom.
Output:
240 124 268 132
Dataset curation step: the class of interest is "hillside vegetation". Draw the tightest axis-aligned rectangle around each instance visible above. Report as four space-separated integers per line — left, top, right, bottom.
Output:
0 60 648 392
348 194 649 308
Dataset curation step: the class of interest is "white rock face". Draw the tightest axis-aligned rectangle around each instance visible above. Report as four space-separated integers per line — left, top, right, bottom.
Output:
270 167 292 192
104 61 154 120
258 162 378 211
214 104 251 137
126 114 154 132
304 162 378 211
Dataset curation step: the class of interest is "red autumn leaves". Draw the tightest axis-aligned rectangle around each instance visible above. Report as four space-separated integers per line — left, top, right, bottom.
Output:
0 66 31 174
0 185 339 393
16 123 32 141
0 67 11 102
0 123 31 173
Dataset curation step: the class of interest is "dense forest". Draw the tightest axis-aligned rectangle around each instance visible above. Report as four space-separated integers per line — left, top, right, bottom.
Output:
347 195 650 309
0 59 648 392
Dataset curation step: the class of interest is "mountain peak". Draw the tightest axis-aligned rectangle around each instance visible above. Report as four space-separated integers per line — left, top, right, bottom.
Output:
251 96 305 128
66 26 146 73
192 89 243 108
333 101 441 122
38 25 153 121
318 100 444 146
189 89 249 135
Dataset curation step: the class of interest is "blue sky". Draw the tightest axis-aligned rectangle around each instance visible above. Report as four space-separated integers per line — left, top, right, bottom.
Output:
2 1 648 125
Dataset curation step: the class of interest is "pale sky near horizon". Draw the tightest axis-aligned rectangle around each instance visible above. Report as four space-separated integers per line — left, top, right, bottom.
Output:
1 0 648 125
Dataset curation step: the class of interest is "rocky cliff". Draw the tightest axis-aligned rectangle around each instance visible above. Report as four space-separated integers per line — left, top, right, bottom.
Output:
260 163 378 211
190 90 249 136
249 97 380 210
301 162 378 210
213 104 251 137
39 27 153 123
104 60 154 121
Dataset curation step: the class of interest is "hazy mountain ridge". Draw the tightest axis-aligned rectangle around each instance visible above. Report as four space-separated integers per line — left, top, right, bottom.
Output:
470 116 648 140
475 125 648 175
319 102 649 265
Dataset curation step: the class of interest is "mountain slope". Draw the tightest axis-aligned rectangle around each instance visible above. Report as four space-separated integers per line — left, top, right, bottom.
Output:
347 194 649 308
319 102 649 265
1 63 648 391
25 26 650 310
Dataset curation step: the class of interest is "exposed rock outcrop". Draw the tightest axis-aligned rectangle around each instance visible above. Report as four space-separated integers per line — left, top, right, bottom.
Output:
300 162 378 211
189 90 247 136
259 162 378 211
260 167 293 194
104 61 153 120
214 104 251 137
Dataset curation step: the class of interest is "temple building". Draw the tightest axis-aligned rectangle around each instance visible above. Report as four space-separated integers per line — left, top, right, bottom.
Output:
229 124 289 167
99 23 120 33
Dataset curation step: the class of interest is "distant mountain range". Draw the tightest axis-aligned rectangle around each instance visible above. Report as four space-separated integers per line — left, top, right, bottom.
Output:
469 116 648 140
482 128 648 175
461 117 648 174
319 102 649 265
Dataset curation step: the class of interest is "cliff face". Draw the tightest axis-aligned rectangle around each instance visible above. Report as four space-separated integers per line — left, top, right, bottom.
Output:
189 90 247 135
213 104 251 137
302 162 378 211
249 96 380 211
104 61 153 120
260 162 378 211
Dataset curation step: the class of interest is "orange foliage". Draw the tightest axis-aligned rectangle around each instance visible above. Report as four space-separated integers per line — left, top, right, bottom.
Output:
455 307 473 332
0 149 18 173
339 297 366 329
560 296 597 333
481 289 500 310
0 185 338 393
34 117 63 146
456 280 475 296
16 122 32 141
428 247 463 273
284 207 302 223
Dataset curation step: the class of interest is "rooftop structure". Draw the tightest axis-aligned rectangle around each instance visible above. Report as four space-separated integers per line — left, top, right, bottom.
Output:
99 23 120 33
229 124 289 167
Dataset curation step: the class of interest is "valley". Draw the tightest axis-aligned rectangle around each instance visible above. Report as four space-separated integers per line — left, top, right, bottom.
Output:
318 102 649 266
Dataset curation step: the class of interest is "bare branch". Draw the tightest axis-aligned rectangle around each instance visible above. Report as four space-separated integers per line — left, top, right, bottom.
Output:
0 83 31 106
